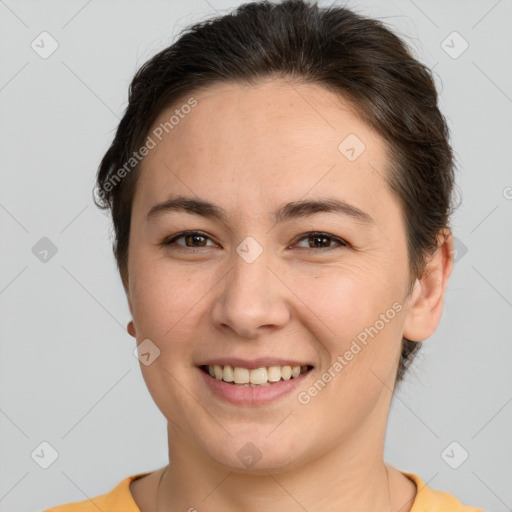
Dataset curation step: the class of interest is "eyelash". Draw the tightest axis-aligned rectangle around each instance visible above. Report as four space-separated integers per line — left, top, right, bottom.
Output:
161 230 349 252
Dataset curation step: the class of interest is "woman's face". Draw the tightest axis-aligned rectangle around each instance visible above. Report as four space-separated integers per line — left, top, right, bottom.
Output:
126 79 423 472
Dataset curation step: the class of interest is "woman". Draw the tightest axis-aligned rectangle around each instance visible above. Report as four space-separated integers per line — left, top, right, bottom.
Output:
45 0 485 510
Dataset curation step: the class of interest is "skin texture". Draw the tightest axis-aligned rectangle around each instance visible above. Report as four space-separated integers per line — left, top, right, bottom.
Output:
125 79 454 512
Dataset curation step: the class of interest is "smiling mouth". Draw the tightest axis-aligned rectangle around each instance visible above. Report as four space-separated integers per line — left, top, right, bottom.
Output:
199 364 314 386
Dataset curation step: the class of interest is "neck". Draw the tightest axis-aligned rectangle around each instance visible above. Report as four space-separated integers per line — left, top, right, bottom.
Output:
156 421 395 512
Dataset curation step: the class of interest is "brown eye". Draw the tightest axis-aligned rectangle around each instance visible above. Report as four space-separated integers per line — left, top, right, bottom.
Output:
163 231 216 249
295 232 348 251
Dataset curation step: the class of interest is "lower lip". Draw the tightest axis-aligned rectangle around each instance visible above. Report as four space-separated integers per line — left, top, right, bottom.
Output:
198 367 312 406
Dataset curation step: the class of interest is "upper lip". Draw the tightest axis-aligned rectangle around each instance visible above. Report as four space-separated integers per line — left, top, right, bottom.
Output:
198 358 313 369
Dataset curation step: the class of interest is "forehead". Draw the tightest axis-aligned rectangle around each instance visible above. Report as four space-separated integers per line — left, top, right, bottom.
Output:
133 79 394 225
148 79 382 157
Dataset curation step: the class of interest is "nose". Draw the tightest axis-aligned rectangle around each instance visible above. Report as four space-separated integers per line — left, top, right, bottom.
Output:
211 248 291 339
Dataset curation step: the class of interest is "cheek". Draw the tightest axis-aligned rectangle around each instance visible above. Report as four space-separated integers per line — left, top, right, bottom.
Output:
129 255 205 339
301 266 404 378
299 263 392 336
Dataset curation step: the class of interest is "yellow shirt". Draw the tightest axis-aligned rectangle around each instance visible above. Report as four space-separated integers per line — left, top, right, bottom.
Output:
42 471 485 511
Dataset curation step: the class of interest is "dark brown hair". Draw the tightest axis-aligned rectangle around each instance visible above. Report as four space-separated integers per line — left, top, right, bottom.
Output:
94 0 458 383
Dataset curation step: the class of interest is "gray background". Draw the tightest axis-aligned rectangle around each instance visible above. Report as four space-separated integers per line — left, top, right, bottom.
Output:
0 0 511 511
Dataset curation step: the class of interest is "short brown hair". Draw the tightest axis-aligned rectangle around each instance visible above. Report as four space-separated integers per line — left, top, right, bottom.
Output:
94 0 458 383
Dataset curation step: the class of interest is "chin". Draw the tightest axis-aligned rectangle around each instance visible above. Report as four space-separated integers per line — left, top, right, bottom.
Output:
200 430 306 474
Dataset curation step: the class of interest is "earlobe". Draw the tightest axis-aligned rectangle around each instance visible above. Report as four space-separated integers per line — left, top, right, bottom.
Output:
402 230 454 342
127 320 137 338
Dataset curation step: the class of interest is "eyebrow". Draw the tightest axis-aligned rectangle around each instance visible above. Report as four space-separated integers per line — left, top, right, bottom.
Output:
145 194 375 226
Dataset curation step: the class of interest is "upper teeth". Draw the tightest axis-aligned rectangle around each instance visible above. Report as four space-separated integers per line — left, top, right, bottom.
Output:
207 364 308 385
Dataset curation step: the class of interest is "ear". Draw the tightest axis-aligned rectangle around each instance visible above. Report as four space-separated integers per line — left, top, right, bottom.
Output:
127 290 133 316
402 229 454 342
126 284 137 338
127 320 137 338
